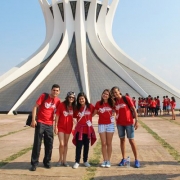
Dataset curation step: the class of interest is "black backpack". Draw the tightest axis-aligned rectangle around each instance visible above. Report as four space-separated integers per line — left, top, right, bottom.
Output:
25 93 49 126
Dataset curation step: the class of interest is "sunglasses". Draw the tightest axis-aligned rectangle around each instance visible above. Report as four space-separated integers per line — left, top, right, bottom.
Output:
69 96 75 99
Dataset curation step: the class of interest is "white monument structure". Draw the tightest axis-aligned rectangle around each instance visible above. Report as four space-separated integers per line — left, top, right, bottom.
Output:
0 0 180 114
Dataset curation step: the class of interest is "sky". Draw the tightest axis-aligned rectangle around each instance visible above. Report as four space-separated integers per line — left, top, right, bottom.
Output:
0 0 180 90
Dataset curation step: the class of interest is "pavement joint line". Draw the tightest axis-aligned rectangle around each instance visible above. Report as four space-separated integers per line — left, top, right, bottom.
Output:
0 127 29 138
0 146 32 168
139 119 180 163
160 116 180 126
83 139 101 180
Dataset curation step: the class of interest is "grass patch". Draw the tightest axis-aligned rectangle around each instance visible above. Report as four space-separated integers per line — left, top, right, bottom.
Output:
0 146 32 168
0 127 29 138
139 120 180 162
83 140 101 180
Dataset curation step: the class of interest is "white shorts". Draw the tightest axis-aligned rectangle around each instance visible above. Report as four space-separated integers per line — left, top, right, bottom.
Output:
98 123 115 133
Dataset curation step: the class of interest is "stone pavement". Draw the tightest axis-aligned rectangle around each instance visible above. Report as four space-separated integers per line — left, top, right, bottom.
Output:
0 114 180 180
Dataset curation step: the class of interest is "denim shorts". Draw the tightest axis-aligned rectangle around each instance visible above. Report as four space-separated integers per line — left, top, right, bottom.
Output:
98 123 115 133
117 125 134 139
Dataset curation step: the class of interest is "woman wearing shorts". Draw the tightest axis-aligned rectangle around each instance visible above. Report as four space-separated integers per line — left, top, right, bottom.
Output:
54 91 76 167
93 89 115 168
170 97 176 120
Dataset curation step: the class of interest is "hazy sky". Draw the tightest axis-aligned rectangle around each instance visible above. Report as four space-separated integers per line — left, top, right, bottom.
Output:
0 0 180 90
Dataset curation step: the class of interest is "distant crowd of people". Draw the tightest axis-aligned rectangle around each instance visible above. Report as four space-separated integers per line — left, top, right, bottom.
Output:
127 94 176 120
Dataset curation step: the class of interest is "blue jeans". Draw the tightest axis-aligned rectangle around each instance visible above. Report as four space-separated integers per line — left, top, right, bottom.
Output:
117 125 134 139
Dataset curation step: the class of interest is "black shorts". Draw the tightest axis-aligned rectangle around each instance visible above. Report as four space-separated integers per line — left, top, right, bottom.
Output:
163 106 167 110
151 107 156 113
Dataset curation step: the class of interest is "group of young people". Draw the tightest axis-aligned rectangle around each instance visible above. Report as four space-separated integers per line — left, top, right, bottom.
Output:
135 95 176 120
29 84 140 171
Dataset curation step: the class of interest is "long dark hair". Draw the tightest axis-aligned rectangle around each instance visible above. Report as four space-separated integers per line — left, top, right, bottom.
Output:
63 92 76 111
110 86 121 101
100 89 114 108
171 97 176 102
77 92 90 110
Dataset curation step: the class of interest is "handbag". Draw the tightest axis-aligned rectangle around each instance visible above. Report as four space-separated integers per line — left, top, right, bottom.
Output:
25 93 49 126
26 113 33 126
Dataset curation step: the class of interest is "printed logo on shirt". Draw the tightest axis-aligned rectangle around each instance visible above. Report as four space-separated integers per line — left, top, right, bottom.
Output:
63 110 73 117
115 104 126 110
63 111 69 117
99 107 112 113
78 110 91 117
45 102 56 109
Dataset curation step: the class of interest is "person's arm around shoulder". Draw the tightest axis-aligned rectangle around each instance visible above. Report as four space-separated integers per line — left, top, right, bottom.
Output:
31 104 39 128
92 109 98 117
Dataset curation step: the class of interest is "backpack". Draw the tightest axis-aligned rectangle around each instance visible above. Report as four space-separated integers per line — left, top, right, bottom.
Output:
122 96 135 119
25 93 49 126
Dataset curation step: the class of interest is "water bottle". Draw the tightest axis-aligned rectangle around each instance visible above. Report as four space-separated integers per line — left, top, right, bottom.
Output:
126 156 130 167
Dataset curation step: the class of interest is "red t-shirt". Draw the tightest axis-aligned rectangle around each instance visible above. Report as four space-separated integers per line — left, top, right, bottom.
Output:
156 99 160 107
148 98 152 107
163 99 168 106
139 100 146 107
56 102 73 134
132 99 136 107
74 104 94 134
95 101 113 124
170 101 176 109
150 101 157 108
36 93 60 125
115 96 134 126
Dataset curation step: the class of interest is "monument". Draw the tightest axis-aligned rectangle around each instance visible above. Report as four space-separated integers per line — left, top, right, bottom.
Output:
0 0 179 114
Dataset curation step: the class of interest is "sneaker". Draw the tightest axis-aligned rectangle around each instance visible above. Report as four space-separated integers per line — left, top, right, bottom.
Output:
30 165 36 171
134 160 140 168
56 162 62 167
84 162 91 167
73 162 79 169
101 161 107 167
63 162 70 167
118 159 126 166
105 161 111 168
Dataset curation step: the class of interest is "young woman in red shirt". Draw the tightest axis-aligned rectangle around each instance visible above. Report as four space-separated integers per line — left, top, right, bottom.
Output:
170 97 176 120
72 92 96 169
54 91 76 167
93 89 115 168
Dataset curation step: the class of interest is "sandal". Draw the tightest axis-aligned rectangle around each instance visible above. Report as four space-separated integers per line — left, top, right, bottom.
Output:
56 162 62 167
63 162 70 167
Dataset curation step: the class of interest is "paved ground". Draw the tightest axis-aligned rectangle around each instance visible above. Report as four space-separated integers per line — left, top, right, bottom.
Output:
0 113 180 180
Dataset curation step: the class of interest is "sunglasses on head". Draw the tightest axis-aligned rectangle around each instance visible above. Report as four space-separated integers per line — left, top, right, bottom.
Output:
67 91 75 97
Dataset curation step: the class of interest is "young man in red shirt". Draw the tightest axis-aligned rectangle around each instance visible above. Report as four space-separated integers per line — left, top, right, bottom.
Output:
111 86 140 168
30 84 61 171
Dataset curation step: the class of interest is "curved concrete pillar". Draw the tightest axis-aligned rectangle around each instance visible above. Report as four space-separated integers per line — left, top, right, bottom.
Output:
75 0 90 100
87 0 148 97
0 0 63 89
104 0 180 97
8 0 74 114
0 0 54 83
